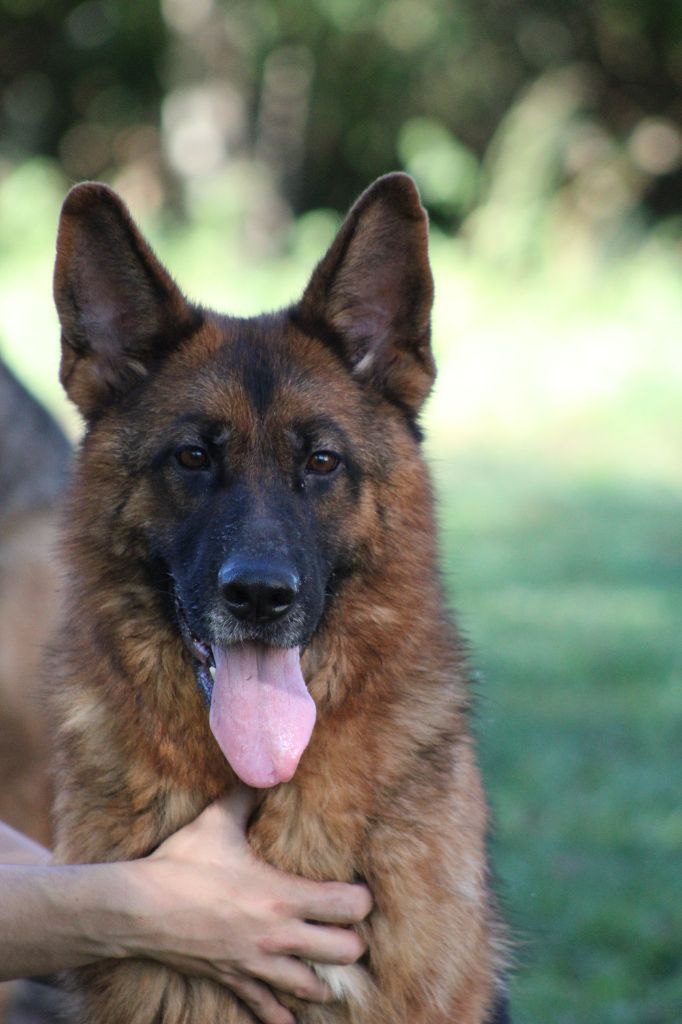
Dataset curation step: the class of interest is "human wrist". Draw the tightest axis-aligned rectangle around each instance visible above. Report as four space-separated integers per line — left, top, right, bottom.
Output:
74 859 155 962
46 863 135 963
96 856 174 963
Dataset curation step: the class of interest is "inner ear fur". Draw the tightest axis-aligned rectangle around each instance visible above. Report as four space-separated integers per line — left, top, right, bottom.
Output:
54 182 200 419
297 172 435 415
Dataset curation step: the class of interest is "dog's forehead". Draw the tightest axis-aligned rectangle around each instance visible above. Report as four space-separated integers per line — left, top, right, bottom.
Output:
159 311 362 432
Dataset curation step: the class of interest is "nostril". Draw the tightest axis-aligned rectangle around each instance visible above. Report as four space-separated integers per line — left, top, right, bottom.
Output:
270 587 294 614
222 583 251 611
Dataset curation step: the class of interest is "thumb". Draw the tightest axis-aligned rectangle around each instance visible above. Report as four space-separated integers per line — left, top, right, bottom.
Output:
202 783 258 840
151 784 257 863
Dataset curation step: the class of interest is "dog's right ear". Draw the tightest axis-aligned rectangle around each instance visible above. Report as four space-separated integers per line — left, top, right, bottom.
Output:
54 183 199 419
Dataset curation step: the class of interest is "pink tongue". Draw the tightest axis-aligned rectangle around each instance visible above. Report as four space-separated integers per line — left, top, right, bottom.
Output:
208 643 316 788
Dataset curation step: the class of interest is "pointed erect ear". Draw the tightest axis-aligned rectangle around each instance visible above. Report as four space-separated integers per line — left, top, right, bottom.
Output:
54 183 201 419
296 173 435 417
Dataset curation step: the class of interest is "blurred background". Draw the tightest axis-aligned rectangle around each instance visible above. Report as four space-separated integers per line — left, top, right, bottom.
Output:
0 1 680 1021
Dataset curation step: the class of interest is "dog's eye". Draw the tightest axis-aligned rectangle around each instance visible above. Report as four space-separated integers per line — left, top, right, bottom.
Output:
175 446 210 471
306 451 340 475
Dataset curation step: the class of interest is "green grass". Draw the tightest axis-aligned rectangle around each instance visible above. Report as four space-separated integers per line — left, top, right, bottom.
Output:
434 456 682 1023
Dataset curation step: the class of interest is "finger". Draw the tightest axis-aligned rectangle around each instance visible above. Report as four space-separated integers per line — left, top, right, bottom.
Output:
255 955 334 1003
289 880 373 924
274 922 366 965
227 975 295 1024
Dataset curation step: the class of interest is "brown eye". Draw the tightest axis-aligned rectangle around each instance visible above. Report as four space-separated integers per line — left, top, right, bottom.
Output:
175 446 210 471
306 451 340 475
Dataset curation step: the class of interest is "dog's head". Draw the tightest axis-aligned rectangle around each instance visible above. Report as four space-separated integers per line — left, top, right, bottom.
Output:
54 174 434 787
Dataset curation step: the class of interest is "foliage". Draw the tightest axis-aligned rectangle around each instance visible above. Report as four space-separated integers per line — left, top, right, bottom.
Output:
2 0 682 228
0 0 165 173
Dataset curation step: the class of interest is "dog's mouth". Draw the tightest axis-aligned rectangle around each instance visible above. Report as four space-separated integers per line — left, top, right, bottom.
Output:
175 599 316 788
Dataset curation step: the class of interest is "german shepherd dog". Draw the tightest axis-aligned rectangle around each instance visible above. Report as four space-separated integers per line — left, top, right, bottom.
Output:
51 174 509 1023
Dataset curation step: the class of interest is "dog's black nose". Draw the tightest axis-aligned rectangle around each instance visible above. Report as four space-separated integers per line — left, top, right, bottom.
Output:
218 559 300 624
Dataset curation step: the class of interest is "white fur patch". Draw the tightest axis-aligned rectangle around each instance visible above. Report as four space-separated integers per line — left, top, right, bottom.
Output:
353 350 375 376
311 964 372 1007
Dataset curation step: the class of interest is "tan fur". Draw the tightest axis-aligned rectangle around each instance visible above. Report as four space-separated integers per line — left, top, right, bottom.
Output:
50 176 507 1023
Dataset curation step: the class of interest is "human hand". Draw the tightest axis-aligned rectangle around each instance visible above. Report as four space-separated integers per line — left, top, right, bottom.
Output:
119 786 372 1024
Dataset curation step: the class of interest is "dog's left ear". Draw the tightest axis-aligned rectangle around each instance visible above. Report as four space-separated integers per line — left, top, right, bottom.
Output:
297 173 435 415
54 183 199 419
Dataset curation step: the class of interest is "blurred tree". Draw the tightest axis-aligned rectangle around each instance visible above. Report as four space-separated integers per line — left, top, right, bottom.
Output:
1 0 681 227
0 0 166 179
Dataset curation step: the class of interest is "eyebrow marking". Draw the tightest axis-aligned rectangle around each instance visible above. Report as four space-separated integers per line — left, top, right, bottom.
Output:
168 412 231 442
207 424 231 444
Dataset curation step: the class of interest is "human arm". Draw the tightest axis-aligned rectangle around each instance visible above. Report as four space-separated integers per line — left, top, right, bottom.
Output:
0 788 372 1024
